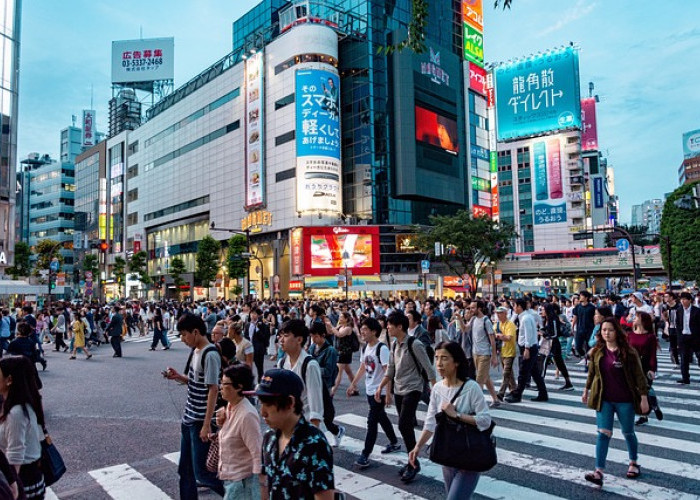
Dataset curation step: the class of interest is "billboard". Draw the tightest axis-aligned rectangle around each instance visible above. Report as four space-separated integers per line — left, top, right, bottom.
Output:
303 226 380 276
531 137 567 225
495 46 581 141
463 23 484 67
683 128 700 159
111 38 174 84
581 98 598 151
462 0 483 31
593 176 604 208
415 105 459 154
469 63 487 95
295 69 342 214
82 110 95 148
245 52 265 208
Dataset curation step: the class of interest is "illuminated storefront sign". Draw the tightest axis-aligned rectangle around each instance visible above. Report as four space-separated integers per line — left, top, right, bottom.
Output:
245 51 265 208
420 47 451 86
581 97 598 151
290 228 303 276
302 226 380 276
531 137 567 225
241 210 273 232
463 23 484 67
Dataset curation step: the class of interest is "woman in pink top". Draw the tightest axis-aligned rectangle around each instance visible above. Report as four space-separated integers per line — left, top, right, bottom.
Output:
216 363 263 500
629 311 662 426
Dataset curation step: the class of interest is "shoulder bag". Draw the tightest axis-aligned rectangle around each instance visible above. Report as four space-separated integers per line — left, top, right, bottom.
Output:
429 382 497 472
41 426 66 486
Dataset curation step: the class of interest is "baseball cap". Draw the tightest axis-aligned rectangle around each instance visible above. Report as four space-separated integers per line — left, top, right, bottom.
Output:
244 368 303 399
496 306 509 313
632 292 644 302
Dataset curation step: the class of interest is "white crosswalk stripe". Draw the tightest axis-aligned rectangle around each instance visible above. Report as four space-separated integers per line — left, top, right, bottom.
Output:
88 463 171 499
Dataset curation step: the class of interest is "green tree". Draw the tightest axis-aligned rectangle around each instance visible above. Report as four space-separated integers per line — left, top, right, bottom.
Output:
604 224 659 247
7 241 32 279
34 239 64 275
660 182 700 282
383 0 512 55
128 251 152 295
226 235 248 279
417 210 516 291
195 236 221 290
82 254 99 277
112 256 127 298
169 257 187 299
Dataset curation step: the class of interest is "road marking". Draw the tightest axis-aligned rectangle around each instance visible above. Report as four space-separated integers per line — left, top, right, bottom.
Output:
335 465 428 500
88 463 171 500
45 488 59 500
163 452 179 464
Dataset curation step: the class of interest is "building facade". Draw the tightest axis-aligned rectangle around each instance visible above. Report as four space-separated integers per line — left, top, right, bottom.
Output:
630 198 663 235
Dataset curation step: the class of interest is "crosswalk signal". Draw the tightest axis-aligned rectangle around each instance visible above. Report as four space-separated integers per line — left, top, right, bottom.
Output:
417 277 423 287
99 240 109 252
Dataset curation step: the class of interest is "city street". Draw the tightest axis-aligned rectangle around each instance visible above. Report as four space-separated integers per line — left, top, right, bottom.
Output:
37 331 700 499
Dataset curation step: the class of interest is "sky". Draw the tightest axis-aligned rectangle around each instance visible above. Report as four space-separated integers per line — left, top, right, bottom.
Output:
17 1 700 223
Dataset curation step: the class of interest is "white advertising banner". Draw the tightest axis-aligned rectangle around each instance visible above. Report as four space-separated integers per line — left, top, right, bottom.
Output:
245 52 265 208
111 37 174 84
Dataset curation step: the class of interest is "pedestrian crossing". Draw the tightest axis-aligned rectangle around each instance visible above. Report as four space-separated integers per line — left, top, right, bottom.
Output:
45 350 700 499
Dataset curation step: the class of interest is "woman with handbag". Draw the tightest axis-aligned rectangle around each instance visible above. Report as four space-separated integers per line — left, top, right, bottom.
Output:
214 363 262 500
582 317 649 487
0 355 47 499
408 341 492 499
629 311 663 425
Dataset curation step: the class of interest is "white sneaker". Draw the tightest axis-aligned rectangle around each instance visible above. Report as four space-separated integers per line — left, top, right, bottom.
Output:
576 359 586 365
334 425 346 447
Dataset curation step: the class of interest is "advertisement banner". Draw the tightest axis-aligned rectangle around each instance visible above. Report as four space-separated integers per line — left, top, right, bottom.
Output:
415 106 459 154
532 138 567 225
593 176 604 208
111 38 174 84
82 110 95 148
463 23 484 67
469 62 487 95
472 205 492 218
295 69 342 214
683 128 700 159
462 0 483 31
245 52 265 208
303 226 380 277
290 228 303 276
495 46 581 141
98 178 107 239
581 97 598 151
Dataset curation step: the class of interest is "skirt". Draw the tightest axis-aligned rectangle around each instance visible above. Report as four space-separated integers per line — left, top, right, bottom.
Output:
19 459 45 499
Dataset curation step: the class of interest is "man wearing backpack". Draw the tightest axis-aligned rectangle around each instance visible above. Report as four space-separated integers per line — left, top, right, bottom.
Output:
348 317 400 469
377 312 436 483
467 300 501 408
165 313 224 500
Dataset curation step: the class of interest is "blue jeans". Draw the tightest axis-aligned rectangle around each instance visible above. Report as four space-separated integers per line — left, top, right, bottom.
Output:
179 421 224 499
443 467 480 499
223 475 260 500
595 400 638 470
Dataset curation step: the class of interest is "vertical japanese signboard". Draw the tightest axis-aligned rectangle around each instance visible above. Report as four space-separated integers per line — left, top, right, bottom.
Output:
82 110 95 148
245 52 265 209
495 46 581 141
469 63 487 95
98 178 107 239
581 97 598 151
295 68 342 214
532 137 567 225
593 177 604 208
463 0 484 68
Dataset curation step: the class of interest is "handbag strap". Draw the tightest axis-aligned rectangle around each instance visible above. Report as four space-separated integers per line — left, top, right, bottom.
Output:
450 381 467 405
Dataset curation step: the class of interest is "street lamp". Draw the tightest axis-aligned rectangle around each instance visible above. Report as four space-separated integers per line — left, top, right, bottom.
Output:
241 252 264 298
342 250 350 300
210 222 251 299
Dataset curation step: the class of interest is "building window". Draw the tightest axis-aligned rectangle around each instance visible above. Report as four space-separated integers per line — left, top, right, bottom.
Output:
275 168 295 182
275 130 295 146
275 93 295 110
274 54 338 75
127 164 138 180
127 212 138 226
144 195 210 222
127 188 138 202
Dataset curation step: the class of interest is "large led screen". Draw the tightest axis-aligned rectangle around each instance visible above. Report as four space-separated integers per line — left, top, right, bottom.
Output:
415 105 459 154
495 46 581 141
303 226 380 276
531 137 567 225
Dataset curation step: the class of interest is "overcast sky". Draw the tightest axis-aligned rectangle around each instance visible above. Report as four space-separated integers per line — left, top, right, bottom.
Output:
18 0 700 223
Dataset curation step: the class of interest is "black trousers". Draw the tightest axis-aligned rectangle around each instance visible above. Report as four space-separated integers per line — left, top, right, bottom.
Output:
669 330 679 365
678 335 699 384
54 331 67 350
512 344 547 398
394 390 422 457
110 335 122 356
546 338 572 384
363 394 398 457
253 344 266 383
575 329 591 357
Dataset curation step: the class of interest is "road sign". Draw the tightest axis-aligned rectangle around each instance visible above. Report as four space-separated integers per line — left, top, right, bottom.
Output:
616 238 630 253
421 260 430 274
49 259 60 272
573 232 594 241
85 271 93 281
39 269 49 277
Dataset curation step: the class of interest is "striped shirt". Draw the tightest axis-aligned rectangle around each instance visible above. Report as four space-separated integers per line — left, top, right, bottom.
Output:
182 345 221 425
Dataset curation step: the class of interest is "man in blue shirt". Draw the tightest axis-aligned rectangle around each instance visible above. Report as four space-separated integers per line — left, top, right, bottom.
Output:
505 299 548 403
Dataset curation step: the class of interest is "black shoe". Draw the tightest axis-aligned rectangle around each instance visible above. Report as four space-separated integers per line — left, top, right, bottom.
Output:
676 380 690 385
530 395 549 402
584 470 603 486
496 393 504 402
635 416 648 426
558 384 575 391
401 463 420 483
113 354 121 357
504 394 521 403
149 347 156 351
163 346 170 350
398 464 408 477
654 407 664 421
381 443 401 454
40 360 47 371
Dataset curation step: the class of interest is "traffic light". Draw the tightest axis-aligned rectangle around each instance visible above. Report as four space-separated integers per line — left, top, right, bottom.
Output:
49 270 56 290
417 277 423 287
98 240 109 252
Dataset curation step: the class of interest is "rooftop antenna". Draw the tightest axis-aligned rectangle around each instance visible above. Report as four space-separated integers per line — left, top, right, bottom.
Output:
140 26 143 39
90 83 94 110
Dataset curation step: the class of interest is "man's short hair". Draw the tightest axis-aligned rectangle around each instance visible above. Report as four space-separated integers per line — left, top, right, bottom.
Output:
279 319 309 343
680 292 693 301
580 291 592 299
22 305 33 314
515 298 528 310
387 311 409 331
406 309 422 324
361 317 382 337
309 321 327 337
177 313 206 335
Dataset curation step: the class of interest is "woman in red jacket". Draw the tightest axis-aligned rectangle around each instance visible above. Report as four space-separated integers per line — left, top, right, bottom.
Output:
629 311 662 425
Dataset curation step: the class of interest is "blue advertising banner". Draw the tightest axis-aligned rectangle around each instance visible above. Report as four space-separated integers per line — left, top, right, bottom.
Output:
593 176 604 208
495 46 581 141
683 129 700 159
295 69 342 214
531 138 566 225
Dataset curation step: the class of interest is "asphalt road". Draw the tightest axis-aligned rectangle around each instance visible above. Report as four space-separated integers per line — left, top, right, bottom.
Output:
38 332 700 500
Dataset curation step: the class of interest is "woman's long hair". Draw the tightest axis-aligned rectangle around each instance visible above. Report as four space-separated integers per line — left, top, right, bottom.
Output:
0 356 45 427
635 311 659 349
592 317 633 365
435 341 469 382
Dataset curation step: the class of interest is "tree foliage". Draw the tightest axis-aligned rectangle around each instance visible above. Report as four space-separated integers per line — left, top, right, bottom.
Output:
660 182 700 282
34 239 64 272
226 235 248 278
112 256 127 297
195 236 221 287
169 257 187 299
416 210 516 288
381 0 512 55
82 254 99 277
604 224 659 247
7 242 32 279
128 251 151 286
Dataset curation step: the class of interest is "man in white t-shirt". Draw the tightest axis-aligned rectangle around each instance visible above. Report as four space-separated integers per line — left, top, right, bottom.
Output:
347 317 400 469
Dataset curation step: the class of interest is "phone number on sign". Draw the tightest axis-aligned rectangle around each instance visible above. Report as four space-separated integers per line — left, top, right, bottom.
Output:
122 58 164 68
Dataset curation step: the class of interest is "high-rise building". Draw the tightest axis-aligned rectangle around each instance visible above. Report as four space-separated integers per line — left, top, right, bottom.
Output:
87 0 494 298
0 0 21 271
108 89 142 138
630 198 663 235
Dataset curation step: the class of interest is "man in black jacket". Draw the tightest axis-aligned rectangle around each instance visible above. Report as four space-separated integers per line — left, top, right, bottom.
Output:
107 305 124 358
244 308 270 382
676 292 700 384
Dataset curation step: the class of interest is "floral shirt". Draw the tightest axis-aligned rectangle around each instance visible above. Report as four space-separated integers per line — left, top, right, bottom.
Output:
261 416 334 500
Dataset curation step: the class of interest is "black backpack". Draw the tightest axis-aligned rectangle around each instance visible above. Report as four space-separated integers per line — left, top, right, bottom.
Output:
394 337 432 404
185 344 225 410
